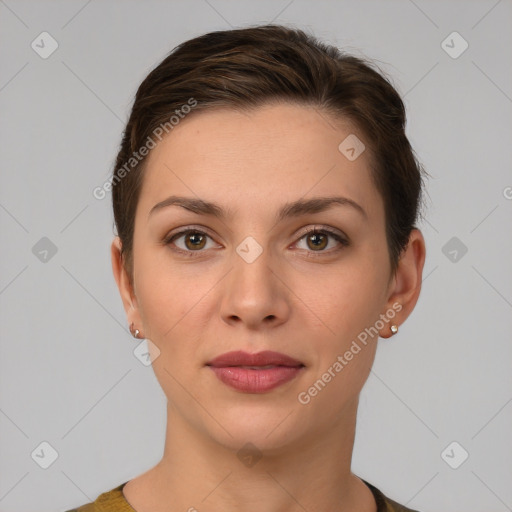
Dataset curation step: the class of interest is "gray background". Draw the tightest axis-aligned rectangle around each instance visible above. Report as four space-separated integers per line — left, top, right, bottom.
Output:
1 1 511 511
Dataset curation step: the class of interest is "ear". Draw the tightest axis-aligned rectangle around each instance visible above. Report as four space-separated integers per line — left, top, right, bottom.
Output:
111 236 144 337
379 228 426 338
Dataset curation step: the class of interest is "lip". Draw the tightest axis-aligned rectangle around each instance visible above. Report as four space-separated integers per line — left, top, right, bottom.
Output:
207 350 303 368
206 350 305 393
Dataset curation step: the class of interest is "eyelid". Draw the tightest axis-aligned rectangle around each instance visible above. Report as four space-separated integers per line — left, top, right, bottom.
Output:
293 224 348 243
163 224 216 240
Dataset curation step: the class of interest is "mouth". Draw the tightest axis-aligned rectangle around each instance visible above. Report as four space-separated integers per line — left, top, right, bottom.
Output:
206 351 305 393
206 350 304 368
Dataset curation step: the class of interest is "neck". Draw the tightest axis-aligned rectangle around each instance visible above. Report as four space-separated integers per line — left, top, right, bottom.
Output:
127 398 376 512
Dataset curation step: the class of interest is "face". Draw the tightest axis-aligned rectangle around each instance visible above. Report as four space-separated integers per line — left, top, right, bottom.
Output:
114 103 406 452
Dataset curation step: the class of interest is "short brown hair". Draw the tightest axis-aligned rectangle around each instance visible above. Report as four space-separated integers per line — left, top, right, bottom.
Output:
112 24 426 278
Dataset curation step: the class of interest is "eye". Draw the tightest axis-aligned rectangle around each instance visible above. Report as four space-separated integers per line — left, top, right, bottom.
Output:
293 227 349 254
164 228 218 254
163 225 349 256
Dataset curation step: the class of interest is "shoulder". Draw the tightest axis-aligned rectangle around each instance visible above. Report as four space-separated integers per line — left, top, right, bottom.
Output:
63 481 135 512
63 505 94 512
64 478 422 512
362 479 422 512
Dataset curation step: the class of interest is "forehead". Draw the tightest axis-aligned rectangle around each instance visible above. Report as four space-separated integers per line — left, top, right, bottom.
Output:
137 102 382 220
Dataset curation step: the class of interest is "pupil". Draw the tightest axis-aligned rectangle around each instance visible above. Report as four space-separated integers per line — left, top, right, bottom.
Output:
309 233 326 249
188 233 204 248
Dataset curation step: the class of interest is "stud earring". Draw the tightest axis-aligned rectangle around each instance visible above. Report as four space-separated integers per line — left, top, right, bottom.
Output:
129 322 141 339
390 324 398 335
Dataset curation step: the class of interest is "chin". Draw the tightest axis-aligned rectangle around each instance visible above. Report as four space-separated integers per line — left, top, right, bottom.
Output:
205 401 308 453
215 427 300 456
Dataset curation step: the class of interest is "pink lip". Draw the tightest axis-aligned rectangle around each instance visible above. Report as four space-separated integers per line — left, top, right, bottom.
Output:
206 350 305 393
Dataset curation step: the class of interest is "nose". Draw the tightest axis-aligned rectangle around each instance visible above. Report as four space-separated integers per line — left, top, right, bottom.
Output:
219 242 291 330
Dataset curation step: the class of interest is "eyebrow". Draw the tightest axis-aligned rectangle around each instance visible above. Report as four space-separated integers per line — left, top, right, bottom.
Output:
148 195 367 222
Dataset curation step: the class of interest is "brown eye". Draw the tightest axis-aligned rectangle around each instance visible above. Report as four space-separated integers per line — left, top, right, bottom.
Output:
306 231 328 251
184 232 207 250
295 228 348 254
165 229 216 253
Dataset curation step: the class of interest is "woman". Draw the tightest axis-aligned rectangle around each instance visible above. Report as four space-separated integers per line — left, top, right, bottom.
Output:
68 24 426 512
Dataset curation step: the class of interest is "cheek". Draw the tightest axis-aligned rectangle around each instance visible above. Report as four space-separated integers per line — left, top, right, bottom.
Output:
296 267 384 415
135 266 207 398
134 250 216 355
305 256 387 336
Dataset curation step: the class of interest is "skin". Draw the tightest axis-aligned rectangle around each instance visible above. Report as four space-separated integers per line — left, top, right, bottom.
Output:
111 102 426 512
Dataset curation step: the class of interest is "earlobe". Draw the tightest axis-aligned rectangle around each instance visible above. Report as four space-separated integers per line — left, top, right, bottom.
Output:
379 229 426 339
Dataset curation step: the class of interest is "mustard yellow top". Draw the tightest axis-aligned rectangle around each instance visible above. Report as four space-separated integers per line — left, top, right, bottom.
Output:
65 479 421 512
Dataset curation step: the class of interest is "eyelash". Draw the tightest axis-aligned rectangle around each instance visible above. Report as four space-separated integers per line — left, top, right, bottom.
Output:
163 226 349 258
